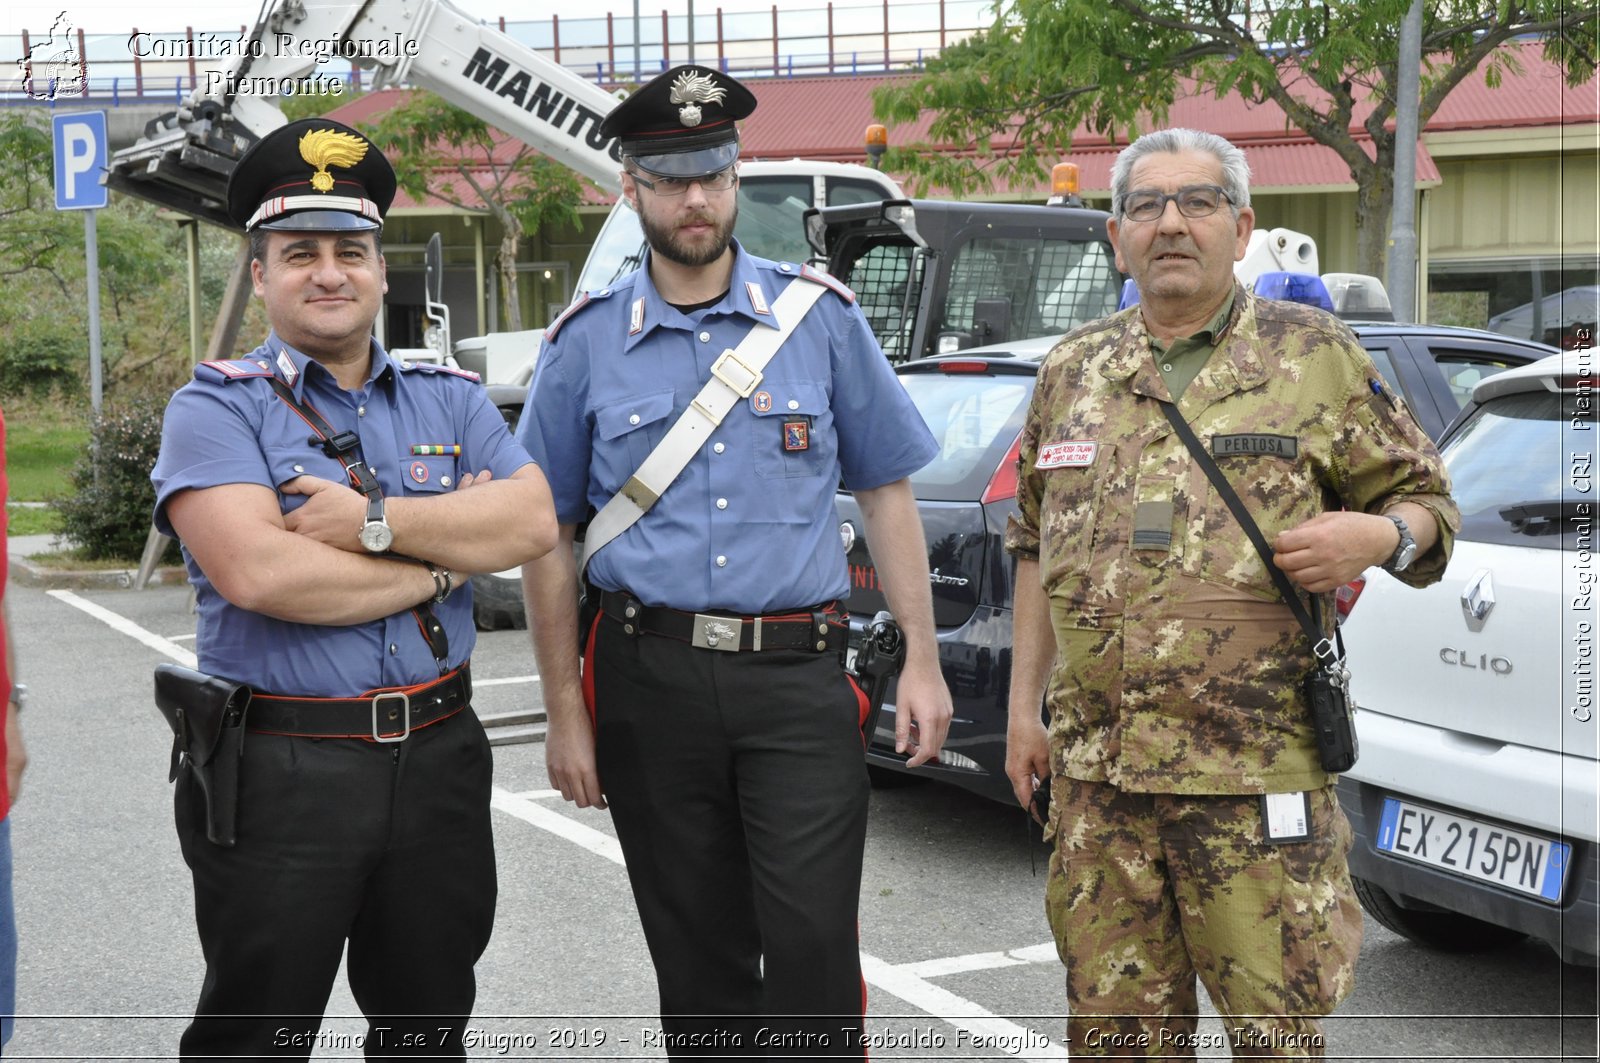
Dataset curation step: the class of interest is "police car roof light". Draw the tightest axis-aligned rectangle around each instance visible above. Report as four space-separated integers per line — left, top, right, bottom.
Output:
1118 278 1141 310
1322 272 1395 321
1253 271 1335 312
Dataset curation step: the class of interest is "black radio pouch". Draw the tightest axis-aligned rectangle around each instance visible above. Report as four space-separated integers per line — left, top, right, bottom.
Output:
1158 400 1360 775
1303 665 1359 773
154 664 252 847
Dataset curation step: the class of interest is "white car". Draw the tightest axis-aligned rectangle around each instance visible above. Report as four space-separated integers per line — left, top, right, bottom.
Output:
1338 350 1597 965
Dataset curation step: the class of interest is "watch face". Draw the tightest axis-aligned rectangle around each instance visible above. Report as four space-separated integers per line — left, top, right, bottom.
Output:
360 520 394 552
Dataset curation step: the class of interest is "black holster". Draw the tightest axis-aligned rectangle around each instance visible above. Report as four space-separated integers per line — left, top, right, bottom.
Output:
154 664 252 847
851 612 907 744
1304 666 1359 774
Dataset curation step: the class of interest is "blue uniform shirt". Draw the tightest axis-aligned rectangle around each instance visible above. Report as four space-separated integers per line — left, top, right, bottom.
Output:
151 335 534 696
519 242 937 614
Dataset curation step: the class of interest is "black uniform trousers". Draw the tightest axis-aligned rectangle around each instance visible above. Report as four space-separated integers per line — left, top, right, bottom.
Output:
591 615 872 1060
175 706 497 1061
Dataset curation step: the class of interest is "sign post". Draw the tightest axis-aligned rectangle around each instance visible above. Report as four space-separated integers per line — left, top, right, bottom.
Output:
52 111 109 415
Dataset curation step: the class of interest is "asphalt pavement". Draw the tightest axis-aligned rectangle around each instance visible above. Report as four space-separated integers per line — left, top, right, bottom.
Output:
2 552 1596 1061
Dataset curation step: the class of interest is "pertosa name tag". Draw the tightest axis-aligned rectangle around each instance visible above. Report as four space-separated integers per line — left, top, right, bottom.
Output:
1037 440 1098 469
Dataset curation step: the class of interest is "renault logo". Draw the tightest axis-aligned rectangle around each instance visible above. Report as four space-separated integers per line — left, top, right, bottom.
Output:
838 521 857 553
1460 569 1495 632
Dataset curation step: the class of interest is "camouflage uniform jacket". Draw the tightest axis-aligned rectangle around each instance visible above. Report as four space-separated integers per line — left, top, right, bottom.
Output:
1005 285 1459 795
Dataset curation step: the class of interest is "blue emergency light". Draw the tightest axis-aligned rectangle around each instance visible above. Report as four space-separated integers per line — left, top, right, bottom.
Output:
1252 272 1335 312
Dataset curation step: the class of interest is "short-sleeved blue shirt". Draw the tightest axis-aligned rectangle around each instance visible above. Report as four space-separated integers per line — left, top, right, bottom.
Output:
151 335 534 696
518 242 937 614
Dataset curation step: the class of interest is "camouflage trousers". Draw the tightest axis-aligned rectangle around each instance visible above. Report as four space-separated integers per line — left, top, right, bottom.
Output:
1044 778 1363 1059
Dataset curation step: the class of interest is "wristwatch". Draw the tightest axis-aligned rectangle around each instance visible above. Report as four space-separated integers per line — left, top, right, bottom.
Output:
358 493 394 553
1382 514 1417 574
8 683 26 714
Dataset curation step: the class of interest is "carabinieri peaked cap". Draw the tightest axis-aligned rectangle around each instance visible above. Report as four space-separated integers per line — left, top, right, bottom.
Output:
226 118 398 232
600 65 758 178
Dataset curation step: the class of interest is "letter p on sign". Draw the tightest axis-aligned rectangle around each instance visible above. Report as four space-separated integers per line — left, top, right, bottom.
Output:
53 111 109 211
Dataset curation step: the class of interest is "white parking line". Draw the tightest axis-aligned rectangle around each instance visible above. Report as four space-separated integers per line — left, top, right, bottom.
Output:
490 786 1068 1060
492 787 624 865
48 589 197 667
901 942 1059 979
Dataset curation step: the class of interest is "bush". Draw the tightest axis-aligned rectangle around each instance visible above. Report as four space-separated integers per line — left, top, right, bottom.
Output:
52 399 167 561
0 316 81 397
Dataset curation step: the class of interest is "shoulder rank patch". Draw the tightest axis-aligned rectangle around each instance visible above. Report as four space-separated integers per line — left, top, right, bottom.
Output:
546 287 616 342
194 359 275 384
401 361 481 382
799 263 855 304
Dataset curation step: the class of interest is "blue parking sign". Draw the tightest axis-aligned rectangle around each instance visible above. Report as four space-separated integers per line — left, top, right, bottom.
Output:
53 112 109 211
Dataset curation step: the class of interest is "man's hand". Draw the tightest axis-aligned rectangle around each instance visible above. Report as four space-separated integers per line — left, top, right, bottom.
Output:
1005 713 1051 814
282 469 496 551
544 689 605 809
893 658 952 769
281 475 365 550
1272 511 1398 592
5 705 25 805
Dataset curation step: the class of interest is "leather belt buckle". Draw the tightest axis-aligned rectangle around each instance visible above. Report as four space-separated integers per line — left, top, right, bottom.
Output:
709 349 761 398
691 613 742 652
371 691 411 743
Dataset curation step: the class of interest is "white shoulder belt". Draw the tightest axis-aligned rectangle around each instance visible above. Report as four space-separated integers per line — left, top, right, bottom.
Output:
580 275 829 573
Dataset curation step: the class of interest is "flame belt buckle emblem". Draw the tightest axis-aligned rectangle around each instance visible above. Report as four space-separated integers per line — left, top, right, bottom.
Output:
692 615 742 652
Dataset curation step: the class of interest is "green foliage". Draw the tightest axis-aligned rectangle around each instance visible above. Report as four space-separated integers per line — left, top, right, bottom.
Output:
0 110 216 398
363 90 586 331
874 0 1596 274
279 89 349 121
52 399 166 561
0 316 80 396
0 112 79 297
3 394 88 501
5 504 61 537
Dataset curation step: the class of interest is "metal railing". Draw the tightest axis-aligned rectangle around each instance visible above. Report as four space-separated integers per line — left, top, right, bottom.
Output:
3 0 993 106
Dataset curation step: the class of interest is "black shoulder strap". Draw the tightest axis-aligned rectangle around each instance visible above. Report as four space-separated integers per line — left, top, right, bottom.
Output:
1157 399 1342 668
265 377 450 671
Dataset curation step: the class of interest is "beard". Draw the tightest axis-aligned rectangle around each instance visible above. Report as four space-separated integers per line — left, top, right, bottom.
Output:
639 199 739 268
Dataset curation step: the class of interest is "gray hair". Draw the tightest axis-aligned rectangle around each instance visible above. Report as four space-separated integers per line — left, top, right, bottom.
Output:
1110 128 1251 216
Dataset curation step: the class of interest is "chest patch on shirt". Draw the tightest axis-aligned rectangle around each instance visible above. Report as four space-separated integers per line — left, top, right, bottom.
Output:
1036 440 1098 469
1211 433 1299 459
783 418 810 451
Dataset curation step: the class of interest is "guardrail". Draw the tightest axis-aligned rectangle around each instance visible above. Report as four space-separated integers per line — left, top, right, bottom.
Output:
3 0 989 106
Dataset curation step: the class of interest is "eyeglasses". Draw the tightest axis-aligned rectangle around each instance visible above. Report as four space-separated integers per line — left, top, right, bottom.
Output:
628 168 738 197
1119 184 1233 222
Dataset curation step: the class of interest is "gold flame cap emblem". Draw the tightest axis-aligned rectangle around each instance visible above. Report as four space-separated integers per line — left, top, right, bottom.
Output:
298 128 369 193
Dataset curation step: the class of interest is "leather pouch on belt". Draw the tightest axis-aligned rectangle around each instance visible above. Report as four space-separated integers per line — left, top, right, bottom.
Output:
154 664 252 848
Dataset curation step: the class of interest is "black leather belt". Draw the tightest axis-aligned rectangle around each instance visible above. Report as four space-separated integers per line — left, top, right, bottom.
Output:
246 664 471 742
596 590 849 654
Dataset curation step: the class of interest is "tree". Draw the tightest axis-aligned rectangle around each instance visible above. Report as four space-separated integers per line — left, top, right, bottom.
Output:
873 0 1595 277
0 111 207 397
365 92 586 332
